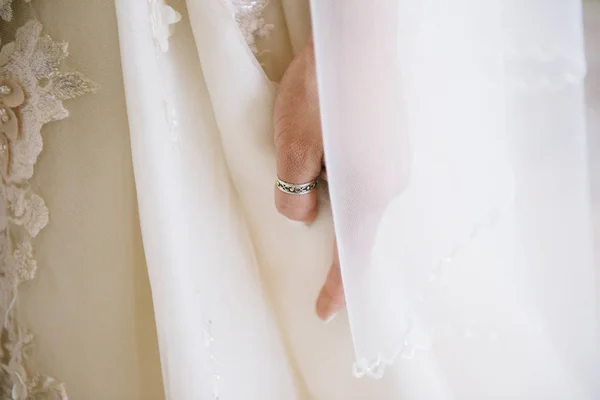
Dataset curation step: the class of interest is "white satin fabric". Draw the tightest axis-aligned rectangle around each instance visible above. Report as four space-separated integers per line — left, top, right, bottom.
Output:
115 0 428 397
115 0 410 398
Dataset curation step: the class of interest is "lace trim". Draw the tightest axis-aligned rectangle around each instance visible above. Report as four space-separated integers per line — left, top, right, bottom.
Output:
0 0 33 23
352 208 508 379
1 19 98 399
227 0 273 56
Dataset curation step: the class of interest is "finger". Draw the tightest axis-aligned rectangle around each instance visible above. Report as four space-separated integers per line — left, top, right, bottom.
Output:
316 241 345 322
273 70 322 222
274 137 322 222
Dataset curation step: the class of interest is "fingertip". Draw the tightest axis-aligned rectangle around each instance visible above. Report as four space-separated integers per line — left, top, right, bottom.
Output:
316 287 344 322
316 289 332 320
316 272 345 322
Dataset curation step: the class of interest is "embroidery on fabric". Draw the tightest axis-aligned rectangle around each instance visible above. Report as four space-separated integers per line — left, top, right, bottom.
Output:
228 0 273 56
0 18 98 399
0 0 31 22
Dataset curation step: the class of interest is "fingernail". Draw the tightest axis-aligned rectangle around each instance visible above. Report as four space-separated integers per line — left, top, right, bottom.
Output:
288 220 306 227
287 220 313 230
324 312 338 324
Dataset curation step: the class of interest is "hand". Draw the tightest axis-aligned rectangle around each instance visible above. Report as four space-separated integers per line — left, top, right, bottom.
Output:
273 39 344 322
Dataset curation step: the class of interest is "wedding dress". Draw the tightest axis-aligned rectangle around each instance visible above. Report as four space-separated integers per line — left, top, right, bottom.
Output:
0 0 599 399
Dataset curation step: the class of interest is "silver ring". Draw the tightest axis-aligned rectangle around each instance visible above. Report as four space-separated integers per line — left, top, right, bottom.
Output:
276 178 318 195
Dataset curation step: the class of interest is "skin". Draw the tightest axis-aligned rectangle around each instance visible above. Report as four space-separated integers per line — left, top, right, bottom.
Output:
273 39 344 322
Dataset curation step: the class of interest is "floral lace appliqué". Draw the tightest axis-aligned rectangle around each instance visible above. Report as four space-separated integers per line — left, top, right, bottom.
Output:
0 0 31 22
0 19 98 399
229 0 273 55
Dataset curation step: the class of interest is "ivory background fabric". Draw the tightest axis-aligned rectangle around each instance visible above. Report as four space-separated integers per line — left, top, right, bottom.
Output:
15 1 163 398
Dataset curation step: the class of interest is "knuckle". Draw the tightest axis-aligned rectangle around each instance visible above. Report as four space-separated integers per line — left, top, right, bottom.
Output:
277 138 321 181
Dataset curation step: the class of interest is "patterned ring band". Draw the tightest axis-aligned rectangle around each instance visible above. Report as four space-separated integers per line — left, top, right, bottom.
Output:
276 178 318 195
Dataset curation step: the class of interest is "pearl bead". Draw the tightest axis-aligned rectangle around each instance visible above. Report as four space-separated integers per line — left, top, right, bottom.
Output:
0 108 10 123
0 85 12 95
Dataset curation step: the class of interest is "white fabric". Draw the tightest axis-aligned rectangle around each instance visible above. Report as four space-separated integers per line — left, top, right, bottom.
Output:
115 0 411 399
313 0 600 398
15 0 595 398
115 1 301 398
2 0 599 398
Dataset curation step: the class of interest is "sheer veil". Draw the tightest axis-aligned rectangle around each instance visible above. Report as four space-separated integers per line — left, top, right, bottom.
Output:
311 0 600 396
